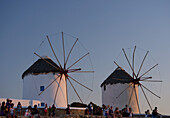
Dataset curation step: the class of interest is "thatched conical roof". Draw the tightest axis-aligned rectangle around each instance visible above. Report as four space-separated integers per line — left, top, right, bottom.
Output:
22 56 60 79
100 67 133 87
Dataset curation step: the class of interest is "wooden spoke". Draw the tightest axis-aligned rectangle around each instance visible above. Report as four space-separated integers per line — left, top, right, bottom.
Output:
67 52 90 69
141 80 162 82
114 61 125 71
134 86 141 114
47 35 62 69
65 38 79 66
137 51 149 78
140 76 152 81
139 64 158 79
122 48 137 78
70 71 95 73
67 77 83 103
132 46 136 79
141 84 161 98
116 83 132 99
140 85 152 111
65 79 68 106
65 78 68 105
39 75 60 96
62 32 66 69
68 68 81 73
68 75 93 91
34 52 61 71
128 86 134 106
54 75 62 104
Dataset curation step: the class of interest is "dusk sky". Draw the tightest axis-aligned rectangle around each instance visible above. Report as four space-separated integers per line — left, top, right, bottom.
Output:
1 0 170 115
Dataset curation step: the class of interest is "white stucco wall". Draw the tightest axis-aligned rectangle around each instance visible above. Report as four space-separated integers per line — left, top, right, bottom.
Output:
0 98 41 108
102 83 139 114
23 73 67 107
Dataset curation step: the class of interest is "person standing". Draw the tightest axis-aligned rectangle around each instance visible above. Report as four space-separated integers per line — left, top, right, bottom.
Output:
152 107 159 118
17 102 22 115
9 103 15 117
129 107 133 117
48 106 52 117
89 102 93 115
109 106 114 118
0 103 1 113
52 104 56 117
44 104 48 116
1 102 6 116
32 105 39 117
102 104 106 116
65 104 70 114
124 105 130 117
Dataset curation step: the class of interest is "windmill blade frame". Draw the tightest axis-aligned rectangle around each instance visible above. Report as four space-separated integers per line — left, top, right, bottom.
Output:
33 32 94 106
112 46 161 114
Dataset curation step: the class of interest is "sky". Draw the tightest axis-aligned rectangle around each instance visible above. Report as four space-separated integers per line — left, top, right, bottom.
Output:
1 0 170 115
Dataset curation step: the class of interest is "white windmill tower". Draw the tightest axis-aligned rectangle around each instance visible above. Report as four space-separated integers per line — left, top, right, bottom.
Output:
101 67 139 113
22 32 94 107
22 56 67 107
101 46 162 114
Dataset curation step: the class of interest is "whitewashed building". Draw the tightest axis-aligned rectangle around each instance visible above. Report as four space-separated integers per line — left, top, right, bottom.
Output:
22 56 67 108
101 67 139 114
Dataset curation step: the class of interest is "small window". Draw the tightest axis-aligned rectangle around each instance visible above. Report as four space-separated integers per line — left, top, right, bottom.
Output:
41 103 45 107
40 86 44 91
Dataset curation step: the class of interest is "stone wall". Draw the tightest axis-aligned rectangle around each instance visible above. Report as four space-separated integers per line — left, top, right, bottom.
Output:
19 108 85 116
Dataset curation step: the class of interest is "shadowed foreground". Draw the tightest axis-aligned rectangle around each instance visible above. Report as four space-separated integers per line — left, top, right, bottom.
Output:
0 108 169 118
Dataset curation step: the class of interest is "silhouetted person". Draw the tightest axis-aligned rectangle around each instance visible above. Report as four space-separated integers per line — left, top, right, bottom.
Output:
152 107 158 118
85 107 89 115
32 105 39 117
52 104 56 117
65 104 70 114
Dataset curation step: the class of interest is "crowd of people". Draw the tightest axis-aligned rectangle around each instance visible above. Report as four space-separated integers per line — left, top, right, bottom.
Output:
86 103 160 118
145 107 161 118
0 99 161 118
24 103 56 117
100 104 133 118
0 99 22 118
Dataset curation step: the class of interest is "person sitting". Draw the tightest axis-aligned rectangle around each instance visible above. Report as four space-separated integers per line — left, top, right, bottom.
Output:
114 107 122 118
25 106 32 117
145 109 151 118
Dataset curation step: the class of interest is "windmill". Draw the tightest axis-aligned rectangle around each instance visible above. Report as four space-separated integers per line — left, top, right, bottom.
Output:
113 46 162 113
33 32 94 106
